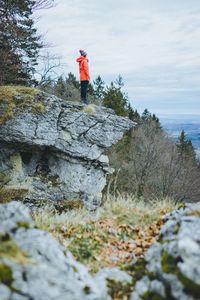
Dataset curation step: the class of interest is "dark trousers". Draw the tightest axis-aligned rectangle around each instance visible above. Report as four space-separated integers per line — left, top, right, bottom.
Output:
81 80 89 104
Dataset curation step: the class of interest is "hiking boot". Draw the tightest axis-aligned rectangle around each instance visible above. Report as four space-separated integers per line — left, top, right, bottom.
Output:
81 99 88 105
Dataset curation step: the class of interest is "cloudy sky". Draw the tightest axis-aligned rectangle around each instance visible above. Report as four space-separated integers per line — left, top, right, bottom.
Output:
36 0 200 117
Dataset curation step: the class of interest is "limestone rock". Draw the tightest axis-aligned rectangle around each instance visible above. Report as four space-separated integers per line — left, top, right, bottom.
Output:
95 267 132 297
0 90 135 209
0 201 110 300
130 202 200 300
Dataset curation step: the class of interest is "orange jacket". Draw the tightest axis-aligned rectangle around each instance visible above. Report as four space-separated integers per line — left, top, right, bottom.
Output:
76 56 90 81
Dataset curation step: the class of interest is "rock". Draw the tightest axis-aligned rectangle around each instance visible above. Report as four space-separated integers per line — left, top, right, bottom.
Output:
0 284 11 300
131 202 200 300
0 89 135 209
0 201 33 234
95 268 132 300
0 201 110 300
95 267 132 283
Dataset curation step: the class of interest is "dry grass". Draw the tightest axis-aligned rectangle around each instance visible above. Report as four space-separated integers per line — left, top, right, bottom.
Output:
0 85 44 124
0 236 31 265
33 195 177 274
0 188 28 204
0 85 38 103
82 104 96 115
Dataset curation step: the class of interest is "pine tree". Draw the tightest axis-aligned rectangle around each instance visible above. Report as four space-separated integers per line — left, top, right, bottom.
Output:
66 72 80 89
177 130 196 162
0 0 42 85
93 75 105 100
55 76 65 97
103 77 129 117
141 108 152 122
128 104 141 123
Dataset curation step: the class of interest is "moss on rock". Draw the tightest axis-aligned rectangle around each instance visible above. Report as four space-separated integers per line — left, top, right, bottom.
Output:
141 291 165 300
83 286 91 295
0 173 11 188
161 250 200 299
0 85 45 125
161 251 179 274
16 221 30 229
0 264 13 286
178 272 200 298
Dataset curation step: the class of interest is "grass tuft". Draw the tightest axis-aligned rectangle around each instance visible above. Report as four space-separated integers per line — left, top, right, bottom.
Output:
82 104 96 115
0 85 44 125
0 235 31 265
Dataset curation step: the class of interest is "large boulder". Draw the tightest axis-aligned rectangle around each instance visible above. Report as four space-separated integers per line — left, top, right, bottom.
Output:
0 201 132 300
0 87 135 209
131 202 200 300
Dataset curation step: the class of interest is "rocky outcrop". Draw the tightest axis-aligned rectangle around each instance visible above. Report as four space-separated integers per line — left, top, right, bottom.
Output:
0 88 134 209
131 202 200 300
0 201 132 300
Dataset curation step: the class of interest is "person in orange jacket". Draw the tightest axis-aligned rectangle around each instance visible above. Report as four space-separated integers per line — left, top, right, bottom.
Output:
76 50 90 105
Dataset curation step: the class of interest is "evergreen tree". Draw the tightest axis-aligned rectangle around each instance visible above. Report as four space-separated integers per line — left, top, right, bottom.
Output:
87 82 95 97
115 74 124 88
103 77 129 117
128 104 141 123
93 75 105 100
55 76 65 97
152 113 160 124
66 72 80 89
0 0 42 85
177 130 196 162
141 108 152 122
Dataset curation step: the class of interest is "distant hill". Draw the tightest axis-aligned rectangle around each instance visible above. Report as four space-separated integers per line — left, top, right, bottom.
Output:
160 114 200 158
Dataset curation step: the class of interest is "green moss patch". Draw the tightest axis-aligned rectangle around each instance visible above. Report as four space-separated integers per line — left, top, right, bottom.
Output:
0 85 45 125
83 286 91 295
123 257 147 277
178 272 200 298
161 250 200 298
0 264 13 286
0 173 11 188
141 291 165 300
16 222 30 229
161 251 180 274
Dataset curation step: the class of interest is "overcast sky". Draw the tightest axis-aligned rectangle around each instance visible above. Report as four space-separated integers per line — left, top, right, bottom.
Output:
36 0 200 117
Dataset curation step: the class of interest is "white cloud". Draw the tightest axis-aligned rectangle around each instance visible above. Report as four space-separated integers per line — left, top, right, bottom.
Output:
35 0 200 116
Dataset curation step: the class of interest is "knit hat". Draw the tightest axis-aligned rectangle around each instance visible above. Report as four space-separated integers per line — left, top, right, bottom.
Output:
79 49 87 57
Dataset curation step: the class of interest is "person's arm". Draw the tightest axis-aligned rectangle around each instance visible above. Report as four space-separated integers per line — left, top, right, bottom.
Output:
82 60 90 80
76 56 82 62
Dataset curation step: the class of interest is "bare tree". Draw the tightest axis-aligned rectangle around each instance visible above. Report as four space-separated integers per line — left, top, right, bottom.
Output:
33 0 56 10
108 121 200 202
35 51 63 86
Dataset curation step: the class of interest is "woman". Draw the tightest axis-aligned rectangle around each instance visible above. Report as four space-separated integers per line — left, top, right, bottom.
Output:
76 50 90 105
